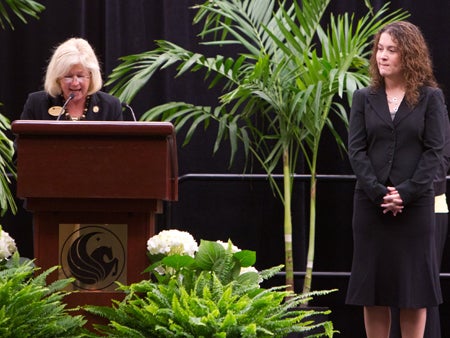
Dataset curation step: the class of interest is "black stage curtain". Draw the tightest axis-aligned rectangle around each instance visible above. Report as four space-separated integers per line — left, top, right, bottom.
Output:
0 1 449 335
0 0 448 170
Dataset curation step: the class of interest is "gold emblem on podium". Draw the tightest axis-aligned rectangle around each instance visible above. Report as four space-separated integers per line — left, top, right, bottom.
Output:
59 224 127 291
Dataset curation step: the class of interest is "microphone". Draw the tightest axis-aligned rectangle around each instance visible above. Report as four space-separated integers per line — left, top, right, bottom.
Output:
121 102 137 121
56 93 75 121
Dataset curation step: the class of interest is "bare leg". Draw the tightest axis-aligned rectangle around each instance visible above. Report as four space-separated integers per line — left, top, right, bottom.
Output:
364 306 390 338
400 308 426 338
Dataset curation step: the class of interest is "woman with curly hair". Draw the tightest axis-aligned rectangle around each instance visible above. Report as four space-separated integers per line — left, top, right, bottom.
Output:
346 21 448 337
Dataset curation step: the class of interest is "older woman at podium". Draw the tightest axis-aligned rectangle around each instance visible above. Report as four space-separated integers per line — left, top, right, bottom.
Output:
20 37 123 121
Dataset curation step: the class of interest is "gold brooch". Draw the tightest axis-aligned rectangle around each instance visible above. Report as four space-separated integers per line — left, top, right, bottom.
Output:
48 106 63 116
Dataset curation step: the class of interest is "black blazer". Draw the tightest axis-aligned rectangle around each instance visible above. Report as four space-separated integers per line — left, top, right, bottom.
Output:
20 91 123 121
348 86 447 205
434 103 450 196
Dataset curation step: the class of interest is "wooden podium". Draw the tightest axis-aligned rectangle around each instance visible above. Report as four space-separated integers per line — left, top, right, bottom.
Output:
12 120 178 308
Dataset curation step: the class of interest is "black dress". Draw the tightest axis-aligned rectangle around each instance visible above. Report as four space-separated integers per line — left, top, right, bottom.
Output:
345 86 446 308
346 188 441 307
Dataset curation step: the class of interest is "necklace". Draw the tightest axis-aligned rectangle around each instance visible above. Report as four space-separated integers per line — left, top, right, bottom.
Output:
387 95 401 113
61 95 91 121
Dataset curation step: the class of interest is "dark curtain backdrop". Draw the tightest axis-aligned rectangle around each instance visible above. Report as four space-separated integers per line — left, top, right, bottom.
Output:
0 1 449 336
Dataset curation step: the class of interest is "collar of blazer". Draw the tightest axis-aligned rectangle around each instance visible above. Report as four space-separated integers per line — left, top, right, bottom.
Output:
367 86 423 126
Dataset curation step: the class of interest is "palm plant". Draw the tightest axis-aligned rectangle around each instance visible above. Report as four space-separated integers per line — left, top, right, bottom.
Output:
0 0 44 30
0 0 45 215
106 0 408 295
0 113 16 215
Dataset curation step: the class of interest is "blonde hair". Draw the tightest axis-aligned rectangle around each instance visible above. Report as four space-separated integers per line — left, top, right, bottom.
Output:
44 37 103 97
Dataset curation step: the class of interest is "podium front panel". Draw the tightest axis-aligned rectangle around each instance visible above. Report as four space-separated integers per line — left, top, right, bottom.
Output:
13 121 178 201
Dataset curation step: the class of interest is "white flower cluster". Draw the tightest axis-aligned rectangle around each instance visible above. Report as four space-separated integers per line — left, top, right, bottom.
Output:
240 266 259 274
147 230 198 257
216 240 240 253
0 229 16 261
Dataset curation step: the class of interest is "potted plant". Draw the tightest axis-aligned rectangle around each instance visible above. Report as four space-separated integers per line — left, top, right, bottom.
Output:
106 0 407 296
0 0 45 215
85 229 337 337
0 226 89 337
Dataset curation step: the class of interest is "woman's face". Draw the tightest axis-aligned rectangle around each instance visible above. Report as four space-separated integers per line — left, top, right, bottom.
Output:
376 32 403 81
59 64 91 102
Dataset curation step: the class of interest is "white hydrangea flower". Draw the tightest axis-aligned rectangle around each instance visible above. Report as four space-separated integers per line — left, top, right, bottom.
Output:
240 266 262 283
0 229 16 261
216 240 240 253
240 266 258 274
147 230 198 257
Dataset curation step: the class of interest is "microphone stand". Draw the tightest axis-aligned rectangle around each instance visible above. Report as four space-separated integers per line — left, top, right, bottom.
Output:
56 93 75 121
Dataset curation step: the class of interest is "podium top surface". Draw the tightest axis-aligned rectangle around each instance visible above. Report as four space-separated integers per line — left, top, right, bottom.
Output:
12 120 175 137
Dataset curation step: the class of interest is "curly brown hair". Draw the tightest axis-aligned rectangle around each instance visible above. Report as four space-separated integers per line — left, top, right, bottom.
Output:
369 21 437 107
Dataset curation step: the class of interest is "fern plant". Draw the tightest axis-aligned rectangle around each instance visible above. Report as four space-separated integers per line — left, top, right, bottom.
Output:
86 230 337 337
0 252 89 337
87 272 335 338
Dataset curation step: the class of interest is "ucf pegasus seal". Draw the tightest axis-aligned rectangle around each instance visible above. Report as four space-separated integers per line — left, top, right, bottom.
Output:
60 225 126 290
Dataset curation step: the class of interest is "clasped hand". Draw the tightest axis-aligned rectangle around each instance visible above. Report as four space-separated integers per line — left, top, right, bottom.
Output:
381 186 403 216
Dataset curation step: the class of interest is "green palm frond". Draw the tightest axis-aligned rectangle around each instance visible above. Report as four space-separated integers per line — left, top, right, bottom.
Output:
194 0 277 56
0 0 45 30
0 114 16 215
0 0 46 215
108 42 245 104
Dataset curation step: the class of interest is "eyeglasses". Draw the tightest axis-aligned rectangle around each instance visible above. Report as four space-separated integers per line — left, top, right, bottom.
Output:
61 75 90 84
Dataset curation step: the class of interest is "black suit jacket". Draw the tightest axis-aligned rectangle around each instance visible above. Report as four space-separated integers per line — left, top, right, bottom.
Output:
20 91 123 121
348 86 447 205
434 100 450 196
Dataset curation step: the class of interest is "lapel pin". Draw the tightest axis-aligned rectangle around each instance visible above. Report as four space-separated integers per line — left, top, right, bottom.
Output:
48 106 62 116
